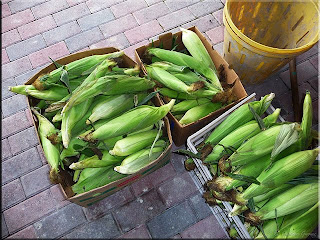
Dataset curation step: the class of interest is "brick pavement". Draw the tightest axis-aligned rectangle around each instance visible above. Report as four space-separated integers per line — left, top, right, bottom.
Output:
1 0 319 239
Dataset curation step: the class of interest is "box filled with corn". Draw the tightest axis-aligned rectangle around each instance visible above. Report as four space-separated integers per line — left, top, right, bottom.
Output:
135 26 248 146
183 92 319 239
10 48 173 207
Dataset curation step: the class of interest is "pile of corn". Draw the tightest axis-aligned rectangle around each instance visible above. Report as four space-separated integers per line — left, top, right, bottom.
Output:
144 28 237 125
9 51 173 195
182 92 319 239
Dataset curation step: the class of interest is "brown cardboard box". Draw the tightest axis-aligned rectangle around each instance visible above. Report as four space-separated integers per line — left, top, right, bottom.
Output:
135 26 248 146
25 47 172 207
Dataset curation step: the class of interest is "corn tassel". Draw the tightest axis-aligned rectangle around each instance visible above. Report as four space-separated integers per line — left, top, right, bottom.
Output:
80 99 175 142
31 108 62 184
110 129 160 156
205 93 275 144
205 108 280 164
179 102 223 125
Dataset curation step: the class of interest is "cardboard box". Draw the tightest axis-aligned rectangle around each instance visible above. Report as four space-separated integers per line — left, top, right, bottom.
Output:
135 26 248 146
25 47 173 207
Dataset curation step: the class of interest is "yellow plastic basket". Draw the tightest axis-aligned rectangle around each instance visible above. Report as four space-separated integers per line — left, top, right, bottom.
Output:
223 0 319 84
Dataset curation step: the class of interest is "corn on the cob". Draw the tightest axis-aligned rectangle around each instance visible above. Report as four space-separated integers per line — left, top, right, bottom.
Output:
31 108 61 184
274 203 318 239
205 93 275 144
158 87 214 100
86 93 147 124
246 183 318 223
252 184 293 203
171 98 211 113
299 91 313 150
34 51 124 90
111 65 140 75
110 129 160 156
205 108 280 164
25 86 69 101
181 28 216 71
228 123 298 167
9 85 36 95
69 150 124 170
179 102 223 125
254 217 285 239
147 48 223 91
146 66 196 93
52 110 63 122
114 141 166 174
80 99 175 142
150 61 186 73
231 148 318 207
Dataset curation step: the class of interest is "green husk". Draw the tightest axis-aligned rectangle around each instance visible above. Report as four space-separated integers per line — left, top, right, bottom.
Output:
9 84 36 95
25 86 69 101
171 98 211 113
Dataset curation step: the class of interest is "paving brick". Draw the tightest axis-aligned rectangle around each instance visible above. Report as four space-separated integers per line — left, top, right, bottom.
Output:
158 8 195 31
280 60 318 88
18 16 57 40
2 48 10 64
170 151 187 174
123 40 149 60
308 76 319 93
1 0 11 3
182 14 220 33
90 33 130 50
2 108 34 138
2 178 26 210
188 0 223 17
36 145 48 165
172 234 182 239
2 57 32 80
8 126 39 155
8 0 47 13
2 77 16 99
2 138 12 160
31 0 69 19
14 66 44 85
213 41 224 56
66 0 87 6
271 90 294 116
147 200 197 238
6 35 47 61
2 215 9 238
165 0 200 12
2 94 28 118
2 147 42 185
43 22 81 46
133 2 169 25
145 0 162 6
3 189 59 233
86 0 123 13
147 162 176 187
77 8 114 31
157 172 198 207
245 74 289 100
118 224 151 239
296 43 318 63
53 3 90 26
312 99 318 124
49 184 71 209
100 14 139 38
2 29 21 48
131 175 154 197
65 27 104 52
83 186 134 221
2 9 34 33
125 20 163 45
309 55 318 70
28 41 70 68
33 203 87 238
114 190 166 232
111 0 147 18
206 25 224 45
188 192 212 221
21 164 53 197
2 3 11 18
180 214 227 239
63 213 120 239
7 225 38 239
213 8 224 24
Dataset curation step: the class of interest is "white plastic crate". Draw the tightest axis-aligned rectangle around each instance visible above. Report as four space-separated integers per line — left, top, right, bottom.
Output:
186 93 289 239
